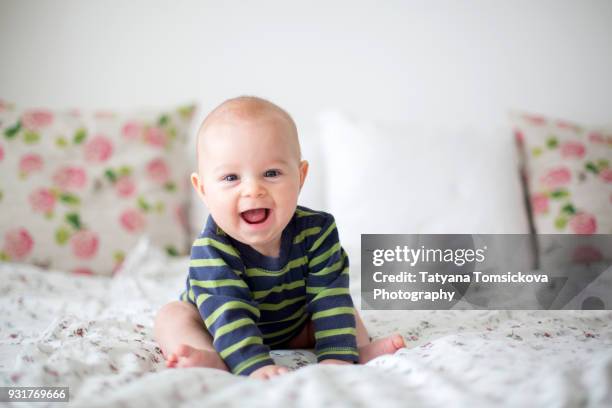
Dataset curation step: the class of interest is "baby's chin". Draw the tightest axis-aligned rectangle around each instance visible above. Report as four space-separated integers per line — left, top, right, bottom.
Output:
236 221 280 243
238 233 282 257
237 218 285 252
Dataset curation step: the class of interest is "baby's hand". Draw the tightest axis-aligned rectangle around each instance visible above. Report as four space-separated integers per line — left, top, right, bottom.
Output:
319 359 352 365
249 364 290 380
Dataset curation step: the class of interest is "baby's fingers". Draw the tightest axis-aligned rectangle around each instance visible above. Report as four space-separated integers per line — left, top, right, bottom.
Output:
267 366 291 379
249 365 291 380
266 366 289 379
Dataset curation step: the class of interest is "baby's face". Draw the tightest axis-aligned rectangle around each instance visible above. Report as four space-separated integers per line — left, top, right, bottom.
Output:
193 113 307 257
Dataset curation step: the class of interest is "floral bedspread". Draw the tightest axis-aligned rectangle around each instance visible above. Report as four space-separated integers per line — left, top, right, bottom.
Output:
1 241 611 407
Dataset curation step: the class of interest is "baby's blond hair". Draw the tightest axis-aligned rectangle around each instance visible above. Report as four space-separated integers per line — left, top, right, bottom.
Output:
196 96 300 167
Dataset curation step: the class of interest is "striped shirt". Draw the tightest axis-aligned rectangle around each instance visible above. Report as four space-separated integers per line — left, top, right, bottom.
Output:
180 206 358 376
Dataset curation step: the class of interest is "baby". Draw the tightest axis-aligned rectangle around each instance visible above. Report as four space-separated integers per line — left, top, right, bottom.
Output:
154 96 405 379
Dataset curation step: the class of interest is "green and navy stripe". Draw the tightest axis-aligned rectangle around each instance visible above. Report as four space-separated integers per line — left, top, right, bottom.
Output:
180 206 358 375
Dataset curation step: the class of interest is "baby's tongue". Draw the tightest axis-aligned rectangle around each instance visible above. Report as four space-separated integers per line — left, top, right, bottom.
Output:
242 208 267 223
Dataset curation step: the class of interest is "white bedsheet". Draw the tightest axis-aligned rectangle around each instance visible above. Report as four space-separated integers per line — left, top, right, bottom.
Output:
1 240 611 407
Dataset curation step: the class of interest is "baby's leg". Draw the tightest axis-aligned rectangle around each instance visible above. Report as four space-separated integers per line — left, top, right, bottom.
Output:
154 300 228 370
288 308 405 364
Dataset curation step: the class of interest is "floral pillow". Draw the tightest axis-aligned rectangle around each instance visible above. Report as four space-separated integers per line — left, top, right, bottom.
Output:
0 100 196 276
512 112 612 266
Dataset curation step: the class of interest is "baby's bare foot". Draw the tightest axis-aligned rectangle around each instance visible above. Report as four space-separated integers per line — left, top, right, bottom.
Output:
165 344 225 370
358 333 405 364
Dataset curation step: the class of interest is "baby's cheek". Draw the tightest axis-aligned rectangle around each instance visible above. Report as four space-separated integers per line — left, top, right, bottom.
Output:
208 201 235 225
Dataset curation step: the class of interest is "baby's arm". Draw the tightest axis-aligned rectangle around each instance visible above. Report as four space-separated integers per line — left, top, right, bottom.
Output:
305 215 359 364
188 237 281 376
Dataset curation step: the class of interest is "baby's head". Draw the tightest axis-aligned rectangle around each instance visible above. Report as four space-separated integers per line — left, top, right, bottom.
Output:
191 96 308 256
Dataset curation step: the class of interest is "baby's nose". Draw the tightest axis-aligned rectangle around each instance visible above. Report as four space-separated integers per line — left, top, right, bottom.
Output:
242 178 266 198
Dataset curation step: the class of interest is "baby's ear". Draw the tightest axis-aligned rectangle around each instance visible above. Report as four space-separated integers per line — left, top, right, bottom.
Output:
191 172 206 199
298 160 309 190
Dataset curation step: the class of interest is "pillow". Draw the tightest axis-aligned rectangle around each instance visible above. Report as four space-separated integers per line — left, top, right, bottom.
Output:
0 100 196 276
512 112 612 267
317 112 534 269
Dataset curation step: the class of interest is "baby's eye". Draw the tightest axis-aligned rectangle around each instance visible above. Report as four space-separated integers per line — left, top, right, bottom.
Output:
264 169 281 178
222 174 238 182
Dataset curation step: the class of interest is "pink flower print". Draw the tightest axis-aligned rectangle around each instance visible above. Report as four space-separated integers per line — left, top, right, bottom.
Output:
569 213 597 234
600 168 612 183
19 153 43 176
531 193 549 215
588 132 604 144
112 251 126 276
0 144 4 161
523 114 546 126
3 228 34 260
29 188 56 214
560 141 585 159
120 209 146 233
115 175 136 197
144 127 168 148
53 166 87 190
71 230 99 259
556 120 580 133
514 129 524 147
68 109 81 117
73 267 94 276
21 110 53 130
540 167 571 189
122 121 143 140
84 135 113 162
112 261 124 276
175 204 188 231
146 158 170 184
572 245 603 264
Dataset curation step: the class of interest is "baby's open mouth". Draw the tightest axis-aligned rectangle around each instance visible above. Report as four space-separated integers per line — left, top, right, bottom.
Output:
241 208 270 224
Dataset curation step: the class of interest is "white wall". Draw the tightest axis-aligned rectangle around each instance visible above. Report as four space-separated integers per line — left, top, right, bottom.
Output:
1 0 611 127
1 0 611 221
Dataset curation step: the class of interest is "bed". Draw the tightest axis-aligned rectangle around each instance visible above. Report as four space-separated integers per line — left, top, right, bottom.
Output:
1 96 611 407
2 239 611 407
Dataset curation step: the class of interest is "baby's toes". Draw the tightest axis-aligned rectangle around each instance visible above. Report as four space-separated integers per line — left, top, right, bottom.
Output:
166 353 178 368
391 334 406 350
175 344 192 358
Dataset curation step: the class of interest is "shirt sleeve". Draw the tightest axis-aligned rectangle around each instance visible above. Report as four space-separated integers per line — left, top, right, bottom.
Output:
305 214 359 363
186 234 275 375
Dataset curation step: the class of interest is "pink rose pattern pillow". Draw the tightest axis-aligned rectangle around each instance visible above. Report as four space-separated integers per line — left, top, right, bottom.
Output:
0 100 196 276
513 112 612 265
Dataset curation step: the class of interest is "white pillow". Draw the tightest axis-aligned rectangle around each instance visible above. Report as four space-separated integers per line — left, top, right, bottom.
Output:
295 122 327 211
318 112 532 259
